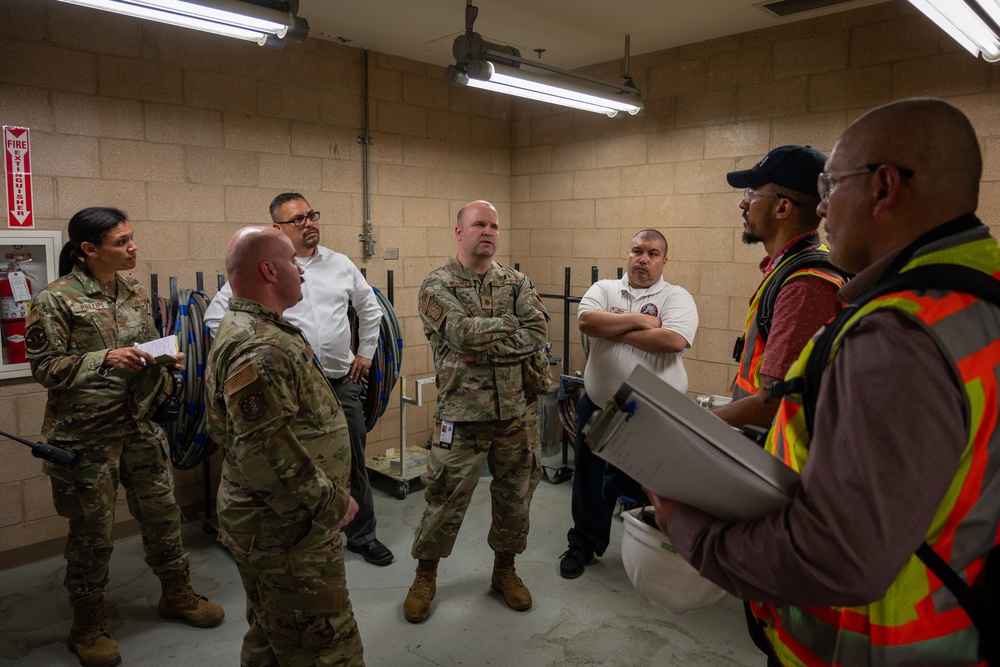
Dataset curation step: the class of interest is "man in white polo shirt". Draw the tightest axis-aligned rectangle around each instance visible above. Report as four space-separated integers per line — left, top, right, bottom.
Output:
559 229 698 578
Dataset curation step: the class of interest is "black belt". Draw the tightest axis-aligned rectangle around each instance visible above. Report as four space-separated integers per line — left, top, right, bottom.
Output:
327 375 351 387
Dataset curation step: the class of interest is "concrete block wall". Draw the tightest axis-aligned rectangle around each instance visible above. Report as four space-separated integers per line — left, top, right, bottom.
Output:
0 0 510 561
510 0 1000 395
3 0 1000 562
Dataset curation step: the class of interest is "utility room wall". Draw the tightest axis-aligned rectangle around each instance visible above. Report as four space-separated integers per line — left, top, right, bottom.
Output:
509 0 1000 392
0 0 510 564
3 0 1000 564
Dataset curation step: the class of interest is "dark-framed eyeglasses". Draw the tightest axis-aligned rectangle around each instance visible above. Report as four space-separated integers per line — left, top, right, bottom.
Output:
818 164 914 201
275 211 321 227
742 188 801 207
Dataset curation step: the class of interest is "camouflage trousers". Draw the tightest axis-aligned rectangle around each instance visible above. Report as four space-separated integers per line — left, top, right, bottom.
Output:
220 518 364 667
43 427 188 605
411 408 542 560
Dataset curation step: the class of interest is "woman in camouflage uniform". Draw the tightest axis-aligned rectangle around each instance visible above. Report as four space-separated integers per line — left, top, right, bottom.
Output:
26 207 224 667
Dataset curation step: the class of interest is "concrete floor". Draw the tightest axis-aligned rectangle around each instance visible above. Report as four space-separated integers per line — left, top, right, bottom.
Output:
0 473 762 666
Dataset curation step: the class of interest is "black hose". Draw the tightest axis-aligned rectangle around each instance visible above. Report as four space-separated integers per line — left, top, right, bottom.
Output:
557 375 585 441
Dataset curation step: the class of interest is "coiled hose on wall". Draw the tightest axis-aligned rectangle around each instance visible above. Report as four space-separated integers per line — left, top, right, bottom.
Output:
351 286 403 432
154 282 403 466
161 289 217 470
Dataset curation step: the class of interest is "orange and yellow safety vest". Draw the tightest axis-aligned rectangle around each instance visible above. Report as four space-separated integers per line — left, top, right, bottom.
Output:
757 224 1000 666
732 235 845 400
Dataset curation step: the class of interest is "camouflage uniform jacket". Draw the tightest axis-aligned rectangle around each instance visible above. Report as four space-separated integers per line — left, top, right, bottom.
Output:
27 264 165 442
205 297 352 541
419 257 549 422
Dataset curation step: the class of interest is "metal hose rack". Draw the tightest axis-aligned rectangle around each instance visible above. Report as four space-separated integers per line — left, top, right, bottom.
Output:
152 270 403 526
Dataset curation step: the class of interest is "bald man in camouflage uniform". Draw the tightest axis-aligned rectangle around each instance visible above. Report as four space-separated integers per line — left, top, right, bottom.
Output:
403 200 550 624
206 227 364 667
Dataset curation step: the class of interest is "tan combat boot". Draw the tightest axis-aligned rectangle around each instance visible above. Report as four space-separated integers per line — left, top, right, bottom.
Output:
157 566 225 628
403 559 438 623
67 594 121 667
491 552 532 611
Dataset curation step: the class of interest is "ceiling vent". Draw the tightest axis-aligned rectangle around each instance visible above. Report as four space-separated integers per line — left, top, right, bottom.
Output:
755 0 862 18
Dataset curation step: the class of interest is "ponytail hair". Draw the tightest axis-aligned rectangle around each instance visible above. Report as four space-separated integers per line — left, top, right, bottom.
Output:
59 207 129 276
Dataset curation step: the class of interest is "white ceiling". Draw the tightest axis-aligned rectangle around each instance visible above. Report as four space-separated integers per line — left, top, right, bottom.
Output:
299 0 892 71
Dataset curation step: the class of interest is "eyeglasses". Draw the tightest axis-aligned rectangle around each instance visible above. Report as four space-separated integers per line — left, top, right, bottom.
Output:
817 164 914 201
275 210 321 227
742 188 801 207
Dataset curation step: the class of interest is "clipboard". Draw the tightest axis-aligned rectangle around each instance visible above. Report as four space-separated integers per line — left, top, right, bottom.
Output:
585 365 800 521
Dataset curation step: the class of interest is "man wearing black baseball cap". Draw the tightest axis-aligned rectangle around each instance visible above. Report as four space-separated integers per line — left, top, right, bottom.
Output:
711 145 848 431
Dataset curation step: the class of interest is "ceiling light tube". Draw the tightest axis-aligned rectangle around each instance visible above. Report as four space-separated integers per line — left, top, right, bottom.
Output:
453 60 643 116
136 0 286 34
54 0 304 45
56 0 266 42
908 0 1000 61
465 76 623 116
481 46 642 98
479 62 643 115
973 0 1000 34
447 64 623 115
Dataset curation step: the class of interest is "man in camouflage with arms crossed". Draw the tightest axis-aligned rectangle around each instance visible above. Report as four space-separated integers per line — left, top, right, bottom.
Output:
404 199 550 623
205 227 364 666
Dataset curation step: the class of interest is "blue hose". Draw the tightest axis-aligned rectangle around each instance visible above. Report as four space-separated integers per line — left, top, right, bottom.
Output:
163 289 217 470
356 286 403 432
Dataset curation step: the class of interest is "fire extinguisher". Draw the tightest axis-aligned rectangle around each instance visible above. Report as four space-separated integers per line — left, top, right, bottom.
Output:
1 260 33 364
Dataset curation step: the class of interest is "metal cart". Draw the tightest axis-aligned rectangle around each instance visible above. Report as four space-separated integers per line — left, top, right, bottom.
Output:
366 374 436 499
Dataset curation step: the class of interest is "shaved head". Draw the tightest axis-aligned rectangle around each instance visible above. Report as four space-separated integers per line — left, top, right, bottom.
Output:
456 200 497 228
839 98 981 220
454 199 500 274
226 227 264 275
820 98 983 274
226 226 303 311
632 229 667 255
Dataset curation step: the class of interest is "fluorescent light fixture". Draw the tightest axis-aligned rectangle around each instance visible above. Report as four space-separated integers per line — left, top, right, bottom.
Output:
54 0 308 47
451 61 642 117
466 79 624 116
461 71 626 117
446 4 644 117
908 0 1000 61
485 63 643 116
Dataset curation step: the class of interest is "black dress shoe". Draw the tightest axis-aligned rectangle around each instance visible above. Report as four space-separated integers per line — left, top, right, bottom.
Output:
347 538 394 566
559 545 595 579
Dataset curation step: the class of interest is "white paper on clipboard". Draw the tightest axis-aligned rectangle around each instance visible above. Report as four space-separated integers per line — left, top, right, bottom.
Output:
585 365 800 521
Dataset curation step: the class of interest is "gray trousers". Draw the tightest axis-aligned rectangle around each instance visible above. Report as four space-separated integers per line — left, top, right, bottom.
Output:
329 376 378 547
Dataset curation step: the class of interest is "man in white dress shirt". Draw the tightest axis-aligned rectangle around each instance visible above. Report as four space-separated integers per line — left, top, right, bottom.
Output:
205 192 393 566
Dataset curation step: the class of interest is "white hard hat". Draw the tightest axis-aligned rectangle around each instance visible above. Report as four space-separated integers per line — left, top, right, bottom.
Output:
621 507 727 614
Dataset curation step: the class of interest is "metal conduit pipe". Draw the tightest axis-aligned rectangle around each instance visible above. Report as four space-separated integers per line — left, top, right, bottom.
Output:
358 48 375 259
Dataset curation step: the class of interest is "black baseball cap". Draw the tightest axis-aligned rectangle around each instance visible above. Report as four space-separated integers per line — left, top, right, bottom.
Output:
726 145 828 198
